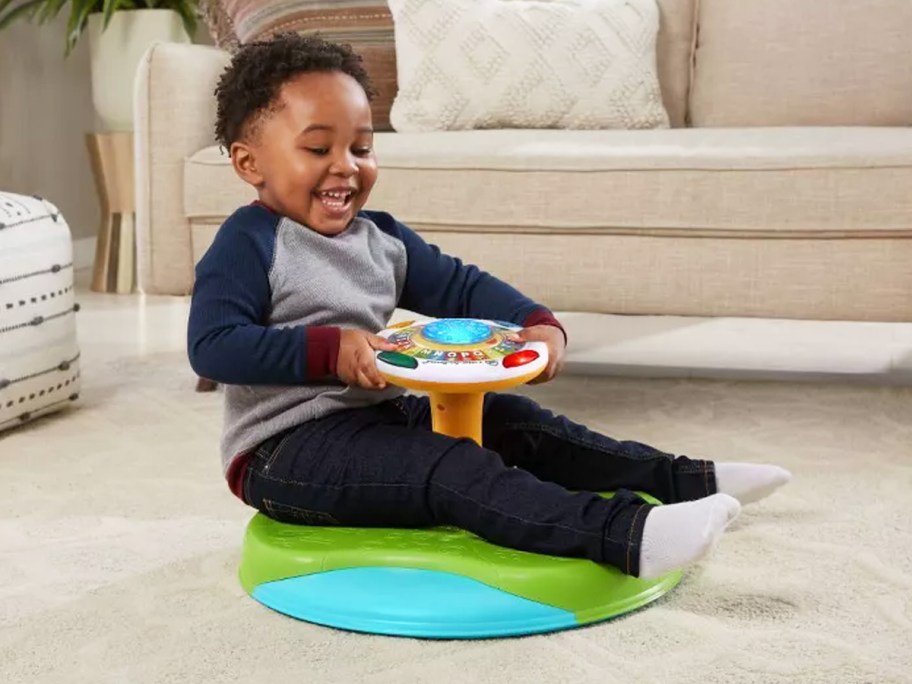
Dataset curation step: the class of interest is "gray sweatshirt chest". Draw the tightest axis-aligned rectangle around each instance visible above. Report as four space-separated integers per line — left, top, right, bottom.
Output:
268 217 406 332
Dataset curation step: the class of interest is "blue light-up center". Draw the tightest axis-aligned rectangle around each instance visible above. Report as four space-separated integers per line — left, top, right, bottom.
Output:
421 319 492 346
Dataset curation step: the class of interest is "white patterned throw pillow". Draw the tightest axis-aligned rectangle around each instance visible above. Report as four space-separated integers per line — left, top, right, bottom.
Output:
388 0 669 131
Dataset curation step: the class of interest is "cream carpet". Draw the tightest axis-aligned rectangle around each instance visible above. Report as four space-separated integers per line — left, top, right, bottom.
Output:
2 348 911 684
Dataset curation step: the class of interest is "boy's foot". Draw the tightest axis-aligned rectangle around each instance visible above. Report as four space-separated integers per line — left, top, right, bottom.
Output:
638 493 741 579
714 462 792 504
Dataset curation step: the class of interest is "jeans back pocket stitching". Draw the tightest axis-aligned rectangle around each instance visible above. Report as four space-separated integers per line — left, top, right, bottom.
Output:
263 431 296 472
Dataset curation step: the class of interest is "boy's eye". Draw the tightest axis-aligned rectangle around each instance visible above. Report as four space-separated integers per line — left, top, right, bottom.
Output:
304 147 371 157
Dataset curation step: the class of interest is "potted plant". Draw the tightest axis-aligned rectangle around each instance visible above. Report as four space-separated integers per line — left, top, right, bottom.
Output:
0 1 199 131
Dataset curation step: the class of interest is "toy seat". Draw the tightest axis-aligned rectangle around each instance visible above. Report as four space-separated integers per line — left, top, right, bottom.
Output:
240 495 682 639
240 319 682 638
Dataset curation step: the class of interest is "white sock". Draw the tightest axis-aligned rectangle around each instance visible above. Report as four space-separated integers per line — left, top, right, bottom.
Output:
715 462 792 504
638 493 741 579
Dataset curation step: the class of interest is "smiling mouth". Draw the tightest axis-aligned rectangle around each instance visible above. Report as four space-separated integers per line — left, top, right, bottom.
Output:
314 189 356 218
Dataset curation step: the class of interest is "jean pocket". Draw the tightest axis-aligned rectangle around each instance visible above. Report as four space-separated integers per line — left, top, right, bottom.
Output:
262 498 341 526
261 431 296 472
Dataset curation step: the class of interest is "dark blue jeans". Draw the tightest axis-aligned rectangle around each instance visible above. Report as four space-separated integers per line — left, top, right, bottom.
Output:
243 392 716 577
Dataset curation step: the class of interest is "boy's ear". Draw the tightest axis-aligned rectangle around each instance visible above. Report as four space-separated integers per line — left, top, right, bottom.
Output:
230 141 264 187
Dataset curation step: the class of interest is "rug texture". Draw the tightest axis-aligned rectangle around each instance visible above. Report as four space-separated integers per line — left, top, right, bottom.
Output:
1 351 910 683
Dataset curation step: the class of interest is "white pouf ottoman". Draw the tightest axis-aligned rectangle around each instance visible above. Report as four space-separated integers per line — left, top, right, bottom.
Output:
0 191 81 432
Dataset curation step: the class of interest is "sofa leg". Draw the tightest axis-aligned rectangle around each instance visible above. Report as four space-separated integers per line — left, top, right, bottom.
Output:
196 377 219 392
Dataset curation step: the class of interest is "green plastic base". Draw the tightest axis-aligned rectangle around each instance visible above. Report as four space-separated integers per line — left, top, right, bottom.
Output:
239 493 682 632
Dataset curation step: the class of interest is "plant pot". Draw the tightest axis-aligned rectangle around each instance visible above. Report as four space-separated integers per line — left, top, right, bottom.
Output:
87 9 190 132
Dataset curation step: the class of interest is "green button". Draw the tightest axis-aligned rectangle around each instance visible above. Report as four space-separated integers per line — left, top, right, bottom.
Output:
377 351 418 370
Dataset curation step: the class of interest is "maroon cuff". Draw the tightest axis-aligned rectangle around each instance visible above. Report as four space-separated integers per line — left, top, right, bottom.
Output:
226 453 251 502
522 309 568 345
306 326 341 378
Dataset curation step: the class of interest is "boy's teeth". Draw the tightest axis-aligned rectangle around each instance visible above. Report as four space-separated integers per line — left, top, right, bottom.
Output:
318 191 351 211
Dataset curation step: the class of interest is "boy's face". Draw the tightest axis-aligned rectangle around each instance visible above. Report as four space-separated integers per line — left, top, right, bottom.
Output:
230 71 377 236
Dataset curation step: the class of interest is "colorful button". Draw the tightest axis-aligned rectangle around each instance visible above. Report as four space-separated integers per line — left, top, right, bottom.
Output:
377 351 419 370
502 350 540 368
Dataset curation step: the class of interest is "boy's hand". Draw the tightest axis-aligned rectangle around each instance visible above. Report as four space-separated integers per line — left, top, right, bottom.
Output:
507 325 566 384
337 329 398 390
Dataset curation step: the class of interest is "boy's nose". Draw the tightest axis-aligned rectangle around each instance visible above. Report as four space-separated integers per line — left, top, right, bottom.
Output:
329 154 358 176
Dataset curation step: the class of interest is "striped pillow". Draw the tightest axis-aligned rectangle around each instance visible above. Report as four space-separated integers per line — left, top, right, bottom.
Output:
201 1 398 131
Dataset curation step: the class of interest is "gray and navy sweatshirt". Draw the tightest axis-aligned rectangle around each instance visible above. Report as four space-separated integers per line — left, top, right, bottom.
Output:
187 202 565 499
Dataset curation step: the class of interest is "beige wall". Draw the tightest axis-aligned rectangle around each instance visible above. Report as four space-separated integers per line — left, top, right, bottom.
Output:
0 14 99 240
0 14 215 243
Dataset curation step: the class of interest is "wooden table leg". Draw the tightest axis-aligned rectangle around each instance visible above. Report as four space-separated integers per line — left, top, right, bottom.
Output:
86 132 135 294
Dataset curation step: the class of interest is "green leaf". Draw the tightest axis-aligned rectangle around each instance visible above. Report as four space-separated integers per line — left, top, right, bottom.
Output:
0 0 17 18
64 0 98 56
0 0 200 54
37 0 69 24
101 0 118 29
0 0 45 31
176 1 196 38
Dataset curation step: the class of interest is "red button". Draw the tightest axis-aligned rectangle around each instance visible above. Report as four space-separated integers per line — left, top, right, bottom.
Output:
502 350 539 368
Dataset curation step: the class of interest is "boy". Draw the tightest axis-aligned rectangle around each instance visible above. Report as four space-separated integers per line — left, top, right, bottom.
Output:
188 34 790 579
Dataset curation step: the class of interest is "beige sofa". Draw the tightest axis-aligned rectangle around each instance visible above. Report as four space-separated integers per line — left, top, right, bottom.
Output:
134 0 912 322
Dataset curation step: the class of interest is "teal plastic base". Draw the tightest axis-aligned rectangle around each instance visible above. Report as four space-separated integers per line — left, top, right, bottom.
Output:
253 567 578 638
240 512 683 639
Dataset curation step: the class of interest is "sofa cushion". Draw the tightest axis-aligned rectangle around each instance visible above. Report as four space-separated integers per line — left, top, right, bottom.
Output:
184 127 912 235
690 0 912 127
395 231 912 321
199 0 696 129
388 0 669 132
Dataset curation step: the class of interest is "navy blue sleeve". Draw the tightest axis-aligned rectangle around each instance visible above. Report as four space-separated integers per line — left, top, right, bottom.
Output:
363 211 555 325
187 207 314 385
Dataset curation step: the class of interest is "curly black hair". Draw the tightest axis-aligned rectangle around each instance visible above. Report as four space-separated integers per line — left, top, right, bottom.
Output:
213 32 375 149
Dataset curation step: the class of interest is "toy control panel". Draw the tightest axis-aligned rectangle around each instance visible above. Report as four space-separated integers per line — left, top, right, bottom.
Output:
375 318 548 387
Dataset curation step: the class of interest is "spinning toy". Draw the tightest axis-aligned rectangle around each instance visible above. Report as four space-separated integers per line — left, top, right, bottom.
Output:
239 319 682 638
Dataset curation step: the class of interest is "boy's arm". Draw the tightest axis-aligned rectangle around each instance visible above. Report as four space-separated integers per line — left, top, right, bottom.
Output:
187 213 339 385
370 212 566 340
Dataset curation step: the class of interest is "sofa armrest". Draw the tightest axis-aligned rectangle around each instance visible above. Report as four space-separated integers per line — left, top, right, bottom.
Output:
134 42 230 295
